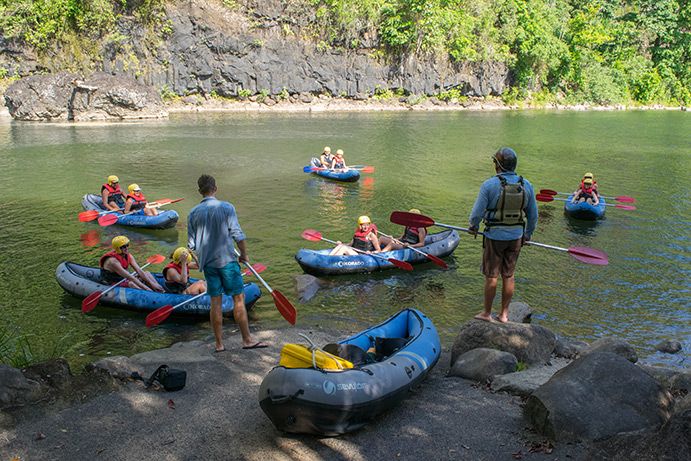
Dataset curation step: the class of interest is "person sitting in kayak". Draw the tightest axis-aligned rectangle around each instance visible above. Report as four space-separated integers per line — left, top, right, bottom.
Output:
330 215 382 256
163 247 207 295
319 146 334 168
124 184 159 216
330 149 349 171
100 236 164 292
101 175 125 212
380 209 428 251
571 177 600 205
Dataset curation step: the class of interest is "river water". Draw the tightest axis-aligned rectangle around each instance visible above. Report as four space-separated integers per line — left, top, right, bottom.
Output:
0 110 688 370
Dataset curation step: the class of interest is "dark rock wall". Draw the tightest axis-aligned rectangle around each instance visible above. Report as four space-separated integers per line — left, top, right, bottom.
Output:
1 0 510 99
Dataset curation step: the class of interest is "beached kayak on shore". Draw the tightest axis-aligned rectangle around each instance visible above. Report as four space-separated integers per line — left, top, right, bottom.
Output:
564 194 606 220
295 229 460 275
259 308 440 435
56 261 261 317
82 194 179 229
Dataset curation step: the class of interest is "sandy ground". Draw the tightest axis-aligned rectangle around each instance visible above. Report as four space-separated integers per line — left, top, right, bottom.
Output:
0 325 589 461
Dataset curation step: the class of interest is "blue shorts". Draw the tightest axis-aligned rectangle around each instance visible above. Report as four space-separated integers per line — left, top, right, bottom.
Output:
204 262 244 297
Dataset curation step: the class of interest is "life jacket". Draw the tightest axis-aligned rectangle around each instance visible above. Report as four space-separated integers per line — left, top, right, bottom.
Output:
333 159 345 169
99 251 131 285
484 176 527 228
402 227 421 245
580 179 599 192
352 227 375 252
576 184 596 200
321 153 333 166
126 193 147 211
163 262 188 293
101 183 125 207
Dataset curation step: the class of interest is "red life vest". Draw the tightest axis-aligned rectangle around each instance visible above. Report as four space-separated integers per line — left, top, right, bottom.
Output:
402 227 421 244
352 227 375 252
163 262 182 280
126 193 147 211
579 180 598 193
163 262 189 293
101 183 125 206
99 251 130 270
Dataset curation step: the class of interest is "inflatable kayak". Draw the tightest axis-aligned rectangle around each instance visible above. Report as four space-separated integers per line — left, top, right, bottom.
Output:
295 229 460 275
306 160 360 182
564 194 606 220
259 308 440 435
56 262 261 317
82 194 179 229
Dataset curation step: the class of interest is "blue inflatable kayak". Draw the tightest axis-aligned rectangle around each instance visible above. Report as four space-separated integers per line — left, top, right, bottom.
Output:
564 194 606 220
259 308 441 435
305 163 360 182
56 262 261 317
82 194 179 229
295 230 460 275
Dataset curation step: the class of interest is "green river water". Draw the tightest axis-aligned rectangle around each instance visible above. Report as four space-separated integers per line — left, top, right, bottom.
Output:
0 110 689 370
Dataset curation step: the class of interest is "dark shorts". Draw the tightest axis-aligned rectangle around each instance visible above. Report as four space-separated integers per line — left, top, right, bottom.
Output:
482 237 522 278
204 262 243 297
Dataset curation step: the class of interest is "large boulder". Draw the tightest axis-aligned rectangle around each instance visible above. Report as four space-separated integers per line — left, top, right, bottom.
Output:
450 320 557 366
4 72 167 121
524 352 673 441
553 336 589 359
448 347 517 381
507 301 532 323
490 358 571 397
0 365 32 409
639 365 691 393
581 337 638 363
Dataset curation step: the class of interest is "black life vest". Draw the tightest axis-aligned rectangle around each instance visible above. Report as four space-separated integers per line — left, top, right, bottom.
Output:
101 183 125 207
402 227 421 244
126 193 147 211
99 251 131 285
484 176 527 228
333 159 345 169
321 153 333 166
352 228 375 252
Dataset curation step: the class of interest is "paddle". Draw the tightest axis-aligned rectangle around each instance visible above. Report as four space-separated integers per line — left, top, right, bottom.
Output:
78 209 119 222
536 194 636 210
377 230 448 269
143 263 268 328
97 198 185 226
301 229 414 271
539 189 635 204
303 165 375 173
81 254 166 313
389 211 609 265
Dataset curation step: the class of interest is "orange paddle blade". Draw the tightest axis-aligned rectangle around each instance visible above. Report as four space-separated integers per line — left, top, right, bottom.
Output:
81 290 104 313
241 263 267 277
301 229 323 241
271 290 297 325
78 210 101 222
98 213 119 226
145 305 174 328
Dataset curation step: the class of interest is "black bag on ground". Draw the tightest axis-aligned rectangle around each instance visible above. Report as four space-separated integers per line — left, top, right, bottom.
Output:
144 365 187 391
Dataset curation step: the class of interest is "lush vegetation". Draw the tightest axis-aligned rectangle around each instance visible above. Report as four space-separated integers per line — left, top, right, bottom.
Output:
0 0 688 105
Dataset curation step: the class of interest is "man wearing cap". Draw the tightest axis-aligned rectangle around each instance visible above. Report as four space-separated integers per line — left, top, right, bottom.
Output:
187 174 268 352
101 175 125 211
468 147 538 323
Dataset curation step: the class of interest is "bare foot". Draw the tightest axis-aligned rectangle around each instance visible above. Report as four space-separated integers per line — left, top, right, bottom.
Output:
496 315 509 323
474 313 496 323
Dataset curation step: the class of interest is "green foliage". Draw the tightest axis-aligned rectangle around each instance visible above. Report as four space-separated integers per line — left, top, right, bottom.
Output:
238 88 252 99
159 84 178 101
373 84 394 99
257 88 270 102
278 87 290 100
0 323 72 368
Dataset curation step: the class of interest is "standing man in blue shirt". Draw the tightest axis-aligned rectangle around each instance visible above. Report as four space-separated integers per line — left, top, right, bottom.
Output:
188 174 268 352
468 148 538 323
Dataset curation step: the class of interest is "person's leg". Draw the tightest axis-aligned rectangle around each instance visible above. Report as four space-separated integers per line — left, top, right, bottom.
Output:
142 271 164 292
223 263 267 349
231 292 254 346
498 275 515 323
476 276 497 321
497 238 521 323
210 295 224 351
476 238 499 322
184 280 206 295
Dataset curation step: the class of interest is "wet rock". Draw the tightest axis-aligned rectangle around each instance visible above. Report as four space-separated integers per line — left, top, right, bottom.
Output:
491 358 570 397
22 359 72 391
263 96 277 106
299 92 313 103
553 336 589 359
0 365 31 409
508 301 532 323
448 347 517 381
525 352 673 441
296 274 321 303
656 340 682 354
88 356 144 381
451 320 556 366
5 72 168 121
581 337 638 363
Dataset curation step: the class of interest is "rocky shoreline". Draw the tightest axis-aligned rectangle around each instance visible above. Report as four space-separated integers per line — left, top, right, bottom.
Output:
1 302 688 460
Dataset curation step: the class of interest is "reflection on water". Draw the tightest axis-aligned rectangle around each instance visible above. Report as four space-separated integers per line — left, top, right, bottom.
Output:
1 111 689 370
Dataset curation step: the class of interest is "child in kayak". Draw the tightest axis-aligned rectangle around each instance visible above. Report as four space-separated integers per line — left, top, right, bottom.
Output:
99 236 164 292
330 149 349 171
571 175 600 205
101 175 125 211
330 215 382 255
124 184 159 216
380 209 428 251
163 248 207 295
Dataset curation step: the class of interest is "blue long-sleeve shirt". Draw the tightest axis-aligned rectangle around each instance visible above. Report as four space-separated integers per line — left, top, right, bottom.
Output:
469 172 538 241
187 196 246 270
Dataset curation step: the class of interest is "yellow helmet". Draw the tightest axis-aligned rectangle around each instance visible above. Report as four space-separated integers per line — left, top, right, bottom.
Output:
128 184 141 194
172 247 192 264
409 208 421 214
107 175 119 185
583 172 594 179
583 178 593 185
323 146 331 153
357 215 371 225
336 149 344 156
111 236 130 253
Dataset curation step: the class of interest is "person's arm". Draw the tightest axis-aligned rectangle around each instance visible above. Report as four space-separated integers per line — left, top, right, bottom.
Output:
105 257 150 290
413 227 427 248
524 182 538 240
330 158 337 169
187 211 197 252
592 193 600 205
227 204 248 263
102 189 119 211
370 233 381 252
571 189 581 202
124 198 133 213
468 180 491 234
167 262 189 285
